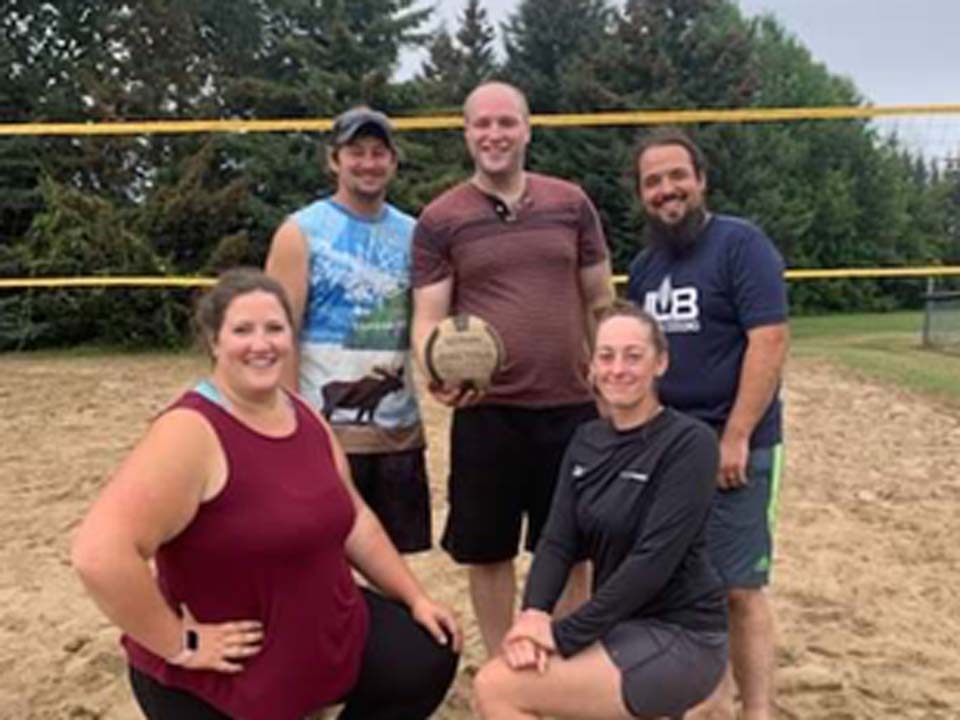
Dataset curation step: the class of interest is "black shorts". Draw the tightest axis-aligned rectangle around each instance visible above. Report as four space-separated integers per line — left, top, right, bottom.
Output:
603 620 727 719
441 402 597 564
349 449 431 554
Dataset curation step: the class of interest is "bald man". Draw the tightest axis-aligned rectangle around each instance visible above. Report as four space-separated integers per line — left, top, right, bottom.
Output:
411 82 614 655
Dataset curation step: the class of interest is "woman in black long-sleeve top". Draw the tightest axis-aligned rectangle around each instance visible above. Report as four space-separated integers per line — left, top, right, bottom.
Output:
473 301 728 720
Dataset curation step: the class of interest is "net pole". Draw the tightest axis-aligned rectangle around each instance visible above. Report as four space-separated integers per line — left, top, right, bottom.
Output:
923 276 936 347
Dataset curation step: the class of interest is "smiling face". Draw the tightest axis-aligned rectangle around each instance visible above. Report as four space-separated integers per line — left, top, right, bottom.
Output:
329 134 397 207
211 290 293 398
463 83 531 184
637 142 707 228
592 315 667 415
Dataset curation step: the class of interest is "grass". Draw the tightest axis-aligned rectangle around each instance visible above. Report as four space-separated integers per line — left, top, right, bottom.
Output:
791 311 960 407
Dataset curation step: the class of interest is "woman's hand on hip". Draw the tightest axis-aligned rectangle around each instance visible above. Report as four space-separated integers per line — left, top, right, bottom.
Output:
170 604 264 673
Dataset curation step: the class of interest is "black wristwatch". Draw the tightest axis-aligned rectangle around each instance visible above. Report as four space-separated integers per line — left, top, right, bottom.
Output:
167 627 199 666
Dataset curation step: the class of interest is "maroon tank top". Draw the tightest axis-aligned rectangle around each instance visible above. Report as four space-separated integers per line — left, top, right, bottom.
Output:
123 390 369 720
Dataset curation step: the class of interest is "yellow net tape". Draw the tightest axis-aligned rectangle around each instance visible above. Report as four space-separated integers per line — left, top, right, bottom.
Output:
3 104 960 136
3 104 958 289
0 277 216 289
3 267 960 289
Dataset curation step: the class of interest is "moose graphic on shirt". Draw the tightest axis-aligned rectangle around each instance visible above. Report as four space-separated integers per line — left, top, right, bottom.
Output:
321 366 404 424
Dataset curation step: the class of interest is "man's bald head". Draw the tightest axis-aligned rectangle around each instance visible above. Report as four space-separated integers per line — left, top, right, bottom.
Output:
464 82 530 123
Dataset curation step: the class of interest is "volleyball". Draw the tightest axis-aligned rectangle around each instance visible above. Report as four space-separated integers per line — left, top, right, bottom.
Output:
424 314 504 390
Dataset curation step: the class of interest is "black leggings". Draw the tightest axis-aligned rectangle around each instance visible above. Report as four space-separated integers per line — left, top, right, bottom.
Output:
130 589 459 720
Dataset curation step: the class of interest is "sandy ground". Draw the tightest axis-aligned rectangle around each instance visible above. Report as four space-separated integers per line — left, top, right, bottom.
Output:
0 352 958 719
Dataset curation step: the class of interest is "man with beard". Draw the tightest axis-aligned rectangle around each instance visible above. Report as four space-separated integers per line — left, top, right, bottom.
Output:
266 107 431 555
627 128 789 720
411 81 613 656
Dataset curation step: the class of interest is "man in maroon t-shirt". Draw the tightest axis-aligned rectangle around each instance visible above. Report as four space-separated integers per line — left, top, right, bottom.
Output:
411 81 613 656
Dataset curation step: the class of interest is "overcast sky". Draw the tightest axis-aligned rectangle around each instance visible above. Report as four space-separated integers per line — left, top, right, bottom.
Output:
404 0 959 156
412 0 959 106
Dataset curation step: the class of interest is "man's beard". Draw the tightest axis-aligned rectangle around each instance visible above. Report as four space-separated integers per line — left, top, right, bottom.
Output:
644 204 709 256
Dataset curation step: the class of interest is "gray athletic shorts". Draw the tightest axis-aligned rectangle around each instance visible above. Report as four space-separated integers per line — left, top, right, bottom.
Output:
708 444 784 588
602 620 727 718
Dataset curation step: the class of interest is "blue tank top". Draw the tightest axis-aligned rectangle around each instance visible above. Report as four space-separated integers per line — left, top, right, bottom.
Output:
292 198 422 453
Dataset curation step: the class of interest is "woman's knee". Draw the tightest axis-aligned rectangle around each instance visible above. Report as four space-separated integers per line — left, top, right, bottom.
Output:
425 641 460 697
392 641 459 714
473 658 512 717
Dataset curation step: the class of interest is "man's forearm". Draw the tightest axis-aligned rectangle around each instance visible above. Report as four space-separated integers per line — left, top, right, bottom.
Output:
725 326 789 441
411 280 454 380
580 260 615 352
410 317 435 379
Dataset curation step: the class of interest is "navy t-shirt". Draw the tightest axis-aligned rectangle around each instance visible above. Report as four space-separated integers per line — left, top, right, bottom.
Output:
627 214 787 448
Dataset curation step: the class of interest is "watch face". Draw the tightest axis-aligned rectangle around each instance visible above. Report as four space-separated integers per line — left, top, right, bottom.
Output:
186 628 199 651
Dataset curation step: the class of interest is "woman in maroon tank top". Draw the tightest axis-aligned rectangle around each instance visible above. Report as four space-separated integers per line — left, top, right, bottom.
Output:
73 269 460 720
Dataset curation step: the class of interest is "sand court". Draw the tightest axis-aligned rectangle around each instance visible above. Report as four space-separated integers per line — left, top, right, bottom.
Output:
0 352 957 719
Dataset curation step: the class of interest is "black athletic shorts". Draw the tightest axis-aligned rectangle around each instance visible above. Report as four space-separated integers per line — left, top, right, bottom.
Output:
603 620 727 719
441 402 597 564
349 449 431 554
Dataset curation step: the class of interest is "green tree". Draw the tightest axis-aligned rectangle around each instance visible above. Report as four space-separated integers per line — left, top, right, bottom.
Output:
605 0 758 109
503 0 615 112
0 0 439 348
418 0 497 108
457 0 498 95
230 0 432 114
0 178 183 349
419 29 466 108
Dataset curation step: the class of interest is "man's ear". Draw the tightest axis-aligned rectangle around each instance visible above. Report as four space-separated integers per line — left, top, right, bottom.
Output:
326 146 339 176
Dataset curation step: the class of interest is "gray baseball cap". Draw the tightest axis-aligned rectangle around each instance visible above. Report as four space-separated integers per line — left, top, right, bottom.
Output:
330 107 396 151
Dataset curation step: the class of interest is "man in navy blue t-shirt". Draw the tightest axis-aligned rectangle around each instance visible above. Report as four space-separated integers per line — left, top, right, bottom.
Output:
627 128 789 720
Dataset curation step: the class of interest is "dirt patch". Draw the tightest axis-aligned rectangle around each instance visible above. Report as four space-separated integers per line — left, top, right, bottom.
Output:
0 352 957 719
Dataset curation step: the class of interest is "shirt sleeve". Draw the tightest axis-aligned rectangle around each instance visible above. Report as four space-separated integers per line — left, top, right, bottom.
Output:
521 438 584 613
549 425 719 658
728 225 788 329
576 190 608 268
411 213 452 288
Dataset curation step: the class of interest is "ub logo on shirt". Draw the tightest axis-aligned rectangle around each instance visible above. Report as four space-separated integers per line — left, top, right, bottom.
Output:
643 276 701 333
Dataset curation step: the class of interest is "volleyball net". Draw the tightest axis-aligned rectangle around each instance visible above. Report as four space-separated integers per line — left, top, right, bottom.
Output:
1 103 959 349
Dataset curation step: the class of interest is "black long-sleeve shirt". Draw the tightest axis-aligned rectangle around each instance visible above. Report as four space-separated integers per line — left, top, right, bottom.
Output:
522 408 727 658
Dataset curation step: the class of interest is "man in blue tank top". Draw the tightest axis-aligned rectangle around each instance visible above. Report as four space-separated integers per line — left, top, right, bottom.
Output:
266 107 430 554
627 128 789 720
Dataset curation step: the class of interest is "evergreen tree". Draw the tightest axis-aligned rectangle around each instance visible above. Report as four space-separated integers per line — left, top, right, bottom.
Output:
503 0 615 112
418 0 497 108
0 177 183 349
1 0 955 348
419 29 466 108
457 0 497 95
